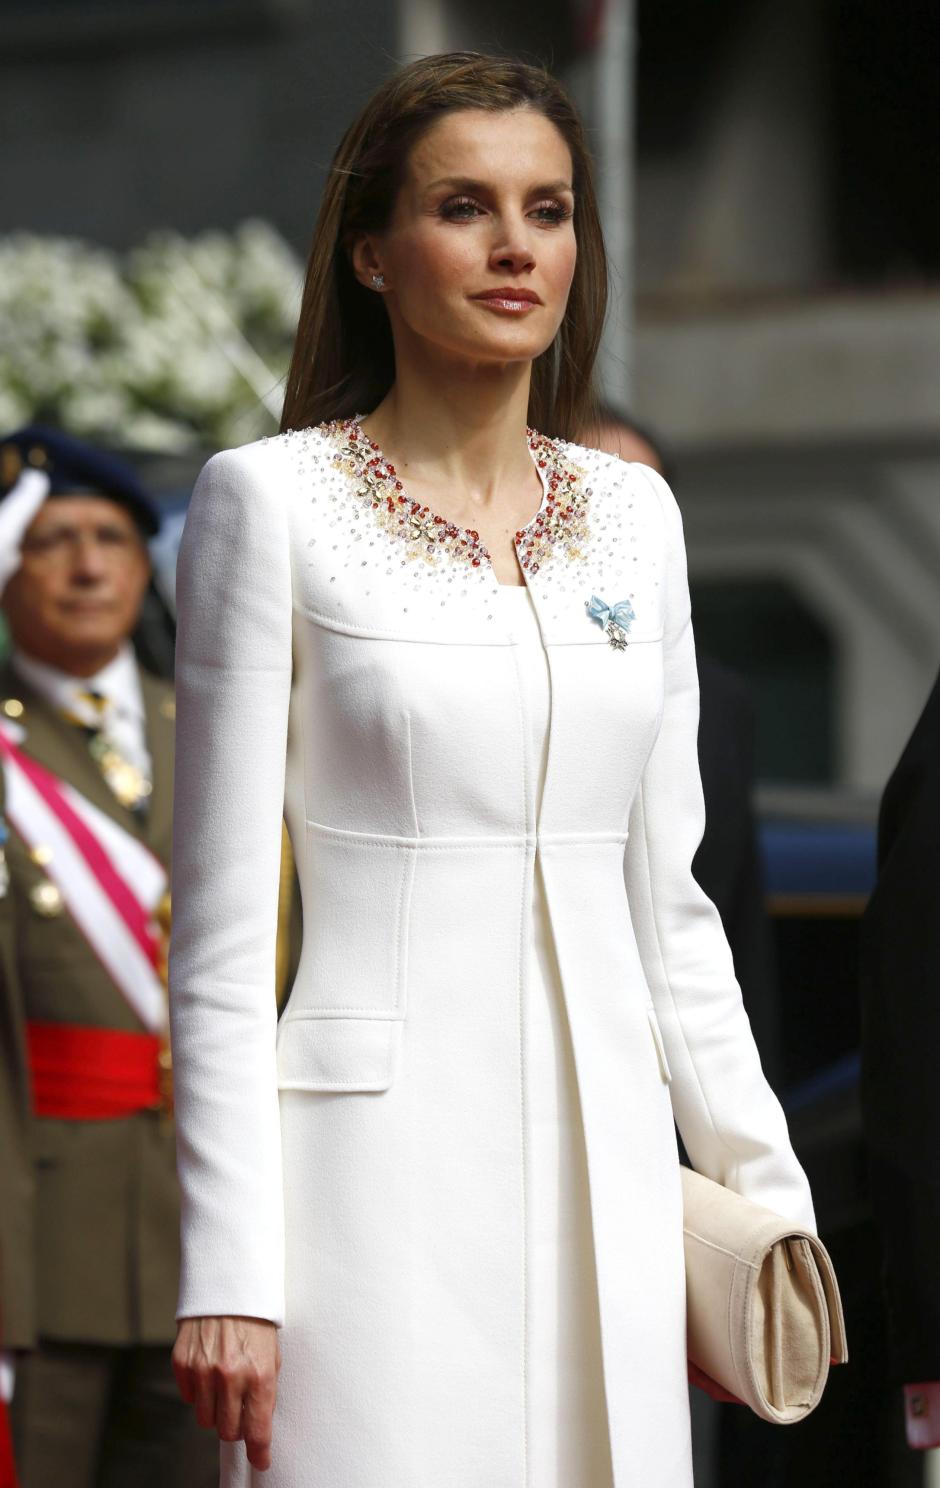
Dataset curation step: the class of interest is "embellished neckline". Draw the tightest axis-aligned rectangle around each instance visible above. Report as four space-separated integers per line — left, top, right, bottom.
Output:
322 414 591 577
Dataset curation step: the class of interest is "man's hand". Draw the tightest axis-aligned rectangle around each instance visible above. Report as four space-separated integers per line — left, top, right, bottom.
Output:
904 1382 940 1449
173 1316 280 1471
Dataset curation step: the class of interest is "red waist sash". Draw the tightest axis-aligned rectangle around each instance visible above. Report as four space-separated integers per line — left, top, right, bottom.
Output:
26 1020 169 1120
0 1396 17 1488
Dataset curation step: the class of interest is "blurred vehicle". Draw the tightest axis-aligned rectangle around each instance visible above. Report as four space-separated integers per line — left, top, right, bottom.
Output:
759 785 878 1234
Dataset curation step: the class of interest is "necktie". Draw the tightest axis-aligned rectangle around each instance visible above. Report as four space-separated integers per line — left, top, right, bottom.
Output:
64 687 152 814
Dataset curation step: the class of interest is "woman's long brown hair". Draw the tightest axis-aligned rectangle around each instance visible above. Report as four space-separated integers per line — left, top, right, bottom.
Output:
279 52 607 442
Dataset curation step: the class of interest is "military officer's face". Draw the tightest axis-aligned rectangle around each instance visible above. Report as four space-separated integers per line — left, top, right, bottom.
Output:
2 495 151 674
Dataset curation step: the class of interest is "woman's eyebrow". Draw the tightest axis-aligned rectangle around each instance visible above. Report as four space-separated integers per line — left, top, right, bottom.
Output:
528 180 575 196
423 176 574 196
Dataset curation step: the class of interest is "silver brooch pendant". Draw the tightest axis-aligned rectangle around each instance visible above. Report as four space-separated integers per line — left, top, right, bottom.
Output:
586 594 635 650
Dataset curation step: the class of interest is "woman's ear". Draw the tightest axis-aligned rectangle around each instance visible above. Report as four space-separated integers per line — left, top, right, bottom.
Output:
350 235 388 293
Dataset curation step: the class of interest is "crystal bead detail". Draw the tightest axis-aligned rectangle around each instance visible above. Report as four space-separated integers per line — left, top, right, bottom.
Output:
322 416 592 575
514 431 592 574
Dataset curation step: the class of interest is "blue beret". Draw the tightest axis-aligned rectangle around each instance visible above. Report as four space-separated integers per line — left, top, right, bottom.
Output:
0 425 160 538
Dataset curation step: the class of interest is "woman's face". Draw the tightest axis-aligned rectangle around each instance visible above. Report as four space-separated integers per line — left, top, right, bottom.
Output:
355 107 578 370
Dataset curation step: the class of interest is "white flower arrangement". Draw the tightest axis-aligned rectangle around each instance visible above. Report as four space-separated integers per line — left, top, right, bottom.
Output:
0 221 303 453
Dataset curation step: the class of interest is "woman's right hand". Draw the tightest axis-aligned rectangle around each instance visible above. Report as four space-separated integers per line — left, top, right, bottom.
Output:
172 1315 281 1471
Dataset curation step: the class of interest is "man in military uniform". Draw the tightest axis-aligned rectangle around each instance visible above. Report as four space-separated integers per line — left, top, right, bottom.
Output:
0 427 217 1487
0 805 27 1488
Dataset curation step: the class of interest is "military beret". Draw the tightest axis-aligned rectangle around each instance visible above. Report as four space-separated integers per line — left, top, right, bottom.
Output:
0 425 160 538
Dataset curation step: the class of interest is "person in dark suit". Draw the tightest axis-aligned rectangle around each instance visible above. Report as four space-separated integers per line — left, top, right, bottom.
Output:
861 666 940 1455
0 427 217 1488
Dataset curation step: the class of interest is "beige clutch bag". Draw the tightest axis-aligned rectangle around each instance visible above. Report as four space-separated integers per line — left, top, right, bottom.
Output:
682 1166 848 1423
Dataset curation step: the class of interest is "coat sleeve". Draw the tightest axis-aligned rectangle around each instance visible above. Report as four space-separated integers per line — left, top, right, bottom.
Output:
622 464 816 1228
169 446 293 1325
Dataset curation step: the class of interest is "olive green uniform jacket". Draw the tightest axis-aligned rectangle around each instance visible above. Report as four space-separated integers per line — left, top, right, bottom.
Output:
0 663 179 1351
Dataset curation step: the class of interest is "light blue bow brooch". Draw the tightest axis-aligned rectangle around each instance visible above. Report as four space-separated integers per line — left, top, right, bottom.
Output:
585 594 636 650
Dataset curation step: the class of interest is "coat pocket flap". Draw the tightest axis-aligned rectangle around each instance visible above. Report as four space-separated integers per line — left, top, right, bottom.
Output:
647 1005 672 1083
276 1015 402 1092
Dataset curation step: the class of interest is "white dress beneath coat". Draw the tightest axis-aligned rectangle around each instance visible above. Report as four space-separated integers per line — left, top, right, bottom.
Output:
497 582 614 1488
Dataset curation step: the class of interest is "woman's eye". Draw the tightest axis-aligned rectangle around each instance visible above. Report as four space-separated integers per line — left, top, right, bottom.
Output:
530 201 573 225
440 197 483 220
438 196 573 225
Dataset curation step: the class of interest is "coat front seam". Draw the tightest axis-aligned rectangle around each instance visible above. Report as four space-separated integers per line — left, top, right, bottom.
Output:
281 1008 405 1020
304 820 629 848
292 601 663 647
392 843 411 1019
291 603 513 644
508 636 531 1486
403 708 419 840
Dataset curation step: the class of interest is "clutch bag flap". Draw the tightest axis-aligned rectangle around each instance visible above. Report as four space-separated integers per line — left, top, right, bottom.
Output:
682 1165 848 1424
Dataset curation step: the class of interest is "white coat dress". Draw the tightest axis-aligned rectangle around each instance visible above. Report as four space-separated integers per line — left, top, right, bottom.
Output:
168 416 816 1488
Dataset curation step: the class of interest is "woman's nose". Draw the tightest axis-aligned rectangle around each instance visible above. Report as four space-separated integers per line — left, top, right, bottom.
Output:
488 224 536 276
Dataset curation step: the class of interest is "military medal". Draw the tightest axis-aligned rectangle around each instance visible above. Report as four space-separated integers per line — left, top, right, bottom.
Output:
27 844 63 916
63 690 153 813
29 880 64 917
88 733 153 811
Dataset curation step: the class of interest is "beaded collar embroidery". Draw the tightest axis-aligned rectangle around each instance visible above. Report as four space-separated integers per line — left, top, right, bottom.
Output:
323 416 591 576
515 430 592 575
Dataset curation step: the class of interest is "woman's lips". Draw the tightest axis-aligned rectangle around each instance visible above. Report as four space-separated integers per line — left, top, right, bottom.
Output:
472 289 542 314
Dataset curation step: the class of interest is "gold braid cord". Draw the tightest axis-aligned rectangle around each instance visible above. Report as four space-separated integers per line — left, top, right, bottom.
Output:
155 890 174 1115
275 820 296 1010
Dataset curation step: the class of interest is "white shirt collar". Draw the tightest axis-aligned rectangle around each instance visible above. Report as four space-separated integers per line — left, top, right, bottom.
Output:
12 641 145 721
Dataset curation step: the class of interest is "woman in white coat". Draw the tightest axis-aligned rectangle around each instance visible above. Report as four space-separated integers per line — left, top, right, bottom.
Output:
169 51 817 1487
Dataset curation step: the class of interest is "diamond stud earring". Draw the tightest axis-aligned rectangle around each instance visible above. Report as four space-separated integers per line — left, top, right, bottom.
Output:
371 273 385 290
